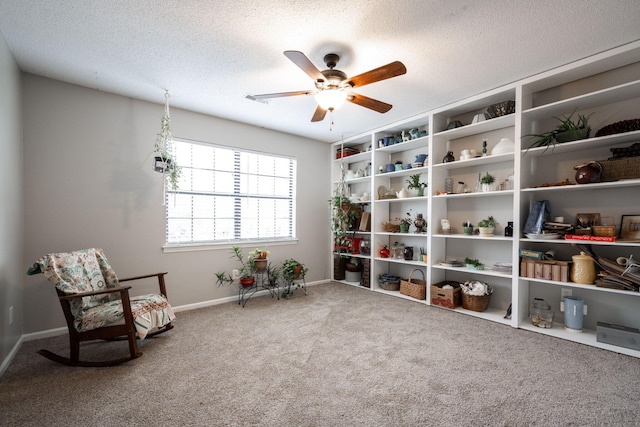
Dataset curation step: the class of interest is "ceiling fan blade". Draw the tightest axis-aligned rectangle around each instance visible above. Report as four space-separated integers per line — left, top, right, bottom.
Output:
311 105 327 122
246 90 313 101
348 93 393 113
348 61 407 88
284 50 324 82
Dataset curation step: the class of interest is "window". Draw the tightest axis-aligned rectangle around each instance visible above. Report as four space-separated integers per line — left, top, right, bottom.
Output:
165 138 296 246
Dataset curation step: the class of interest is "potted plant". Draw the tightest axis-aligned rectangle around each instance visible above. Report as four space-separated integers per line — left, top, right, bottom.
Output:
152 92 182 193
480 172 495 192
398 212 412 233
406 174 428 197
248 248 270 272
524 109 594 153
462 221 474 235
465 257 485 270
477 216 497 236
215 246 256 288
330 164 360 279
265 263 281 288
282 258 308 281
281 258 308 298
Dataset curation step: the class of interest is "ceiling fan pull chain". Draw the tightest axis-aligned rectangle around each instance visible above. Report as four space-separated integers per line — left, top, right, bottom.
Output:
329 109 334 131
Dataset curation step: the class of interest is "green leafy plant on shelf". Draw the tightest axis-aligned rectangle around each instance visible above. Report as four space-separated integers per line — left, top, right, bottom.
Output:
477 216 496 228
464 257 485 270
524 109 594 153
480 173 495 185
406 174 428 196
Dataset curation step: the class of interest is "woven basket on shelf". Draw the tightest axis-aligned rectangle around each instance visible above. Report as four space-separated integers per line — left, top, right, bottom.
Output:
593 216 616 237
400 269 426 300
461 293 491 312
599 156 640 182
383 222 401 233
378 274 401 291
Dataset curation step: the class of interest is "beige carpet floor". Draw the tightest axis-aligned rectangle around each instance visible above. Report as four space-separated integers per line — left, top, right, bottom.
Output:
2 282 639 426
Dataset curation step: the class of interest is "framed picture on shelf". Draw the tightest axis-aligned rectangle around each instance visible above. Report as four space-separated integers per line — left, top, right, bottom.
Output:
619 215 640 241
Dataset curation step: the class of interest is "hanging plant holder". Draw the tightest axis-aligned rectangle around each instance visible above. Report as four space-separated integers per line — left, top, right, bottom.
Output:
149 91 182 204
153 156 173 173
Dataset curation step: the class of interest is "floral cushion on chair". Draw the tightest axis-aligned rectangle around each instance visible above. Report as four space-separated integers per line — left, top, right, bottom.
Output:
27 248 175 339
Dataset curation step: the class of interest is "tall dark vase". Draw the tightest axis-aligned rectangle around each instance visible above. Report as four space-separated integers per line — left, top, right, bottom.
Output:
334 256 347 280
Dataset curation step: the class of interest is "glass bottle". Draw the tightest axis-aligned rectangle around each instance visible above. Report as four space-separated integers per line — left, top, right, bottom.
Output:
504 221 513 237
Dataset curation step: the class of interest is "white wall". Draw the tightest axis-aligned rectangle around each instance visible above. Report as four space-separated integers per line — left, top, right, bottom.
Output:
0 34 23 362
22 74 330 334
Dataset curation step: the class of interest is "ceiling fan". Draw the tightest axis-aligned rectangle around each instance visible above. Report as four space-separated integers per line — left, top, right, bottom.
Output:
246 50 407 122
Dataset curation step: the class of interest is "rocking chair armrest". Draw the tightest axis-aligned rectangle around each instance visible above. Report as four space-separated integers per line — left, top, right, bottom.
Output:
58 285 133 301
118 272 169 298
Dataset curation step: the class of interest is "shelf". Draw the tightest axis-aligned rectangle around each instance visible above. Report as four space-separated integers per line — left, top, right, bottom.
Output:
432 152 513 169
433 114 516 140
376 135 429 153
434 233 513 241
522 79 640 120
521 130 640 157
433 189 514 199
374 257 428 267
521 178 640 193
375 232 428 238
333 252 370 259
374 165 429 179
432 263 513 279
446 306 512 326
374 196 428 204
520 237 639 247
519 277 640 297
519 323 640 358
334 151 370 164
343 176 371 185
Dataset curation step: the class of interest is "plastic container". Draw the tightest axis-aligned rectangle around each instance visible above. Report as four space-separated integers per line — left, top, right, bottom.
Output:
530 298 554 328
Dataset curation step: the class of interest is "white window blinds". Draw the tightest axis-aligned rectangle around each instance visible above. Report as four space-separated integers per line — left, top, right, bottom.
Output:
166 139 296 245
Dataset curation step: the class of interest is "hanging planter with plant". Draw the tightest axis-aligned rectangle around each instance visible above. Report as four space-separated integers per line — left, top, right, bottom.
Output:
152 92 182 202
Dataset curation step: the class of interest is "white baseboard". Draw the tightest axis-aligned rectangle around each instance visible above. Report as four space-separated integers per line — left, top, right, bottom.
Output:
0 335 24 377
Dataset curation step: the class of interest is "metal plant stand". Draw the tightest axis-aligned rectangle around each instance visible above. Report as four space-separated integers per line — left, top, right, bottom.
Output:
238 270 279 307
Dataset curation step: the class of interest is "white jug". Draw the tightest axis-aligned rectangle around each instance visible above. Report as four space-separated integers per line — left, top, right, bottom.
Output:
396 188 409 199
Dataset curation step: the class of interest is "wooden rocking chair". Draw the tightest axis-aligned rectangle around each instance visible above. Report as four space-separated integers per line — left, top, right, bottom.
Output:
27 248 175 367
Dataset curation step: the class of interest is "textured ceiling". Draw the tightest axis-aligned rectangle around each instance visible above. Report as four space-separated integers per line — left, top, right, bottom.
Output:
1 0 639 143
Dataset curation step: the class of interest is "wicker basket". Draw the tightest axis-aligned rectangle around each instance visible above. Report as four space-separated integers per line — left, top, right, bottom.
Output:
593 225 616 237
461 293 491 312
599 156 640 182
378 274 401 291
383 222 401 233
400 269 426 300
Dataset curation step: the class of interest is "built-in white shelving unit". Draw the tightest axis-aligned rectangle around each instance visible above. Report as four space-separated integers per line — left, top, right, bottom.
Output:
330 41 640 358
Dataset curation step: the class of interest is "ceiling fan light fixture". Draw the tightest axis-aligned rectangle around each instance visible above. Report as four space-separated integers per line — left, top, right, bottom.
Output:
315 89 348 111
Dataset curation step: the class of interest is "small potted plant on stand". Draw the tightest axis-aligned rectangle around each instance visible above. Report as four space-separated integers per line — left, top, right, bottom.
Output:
480 172 495 192
281 259 308 298
406 174 428 197
248 248 270 273
215 246 256 288
477 216 497 236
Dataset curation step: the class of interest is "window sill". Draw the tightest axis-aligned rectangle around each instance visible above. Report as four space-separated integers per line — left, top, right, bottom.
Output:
162 238 299 253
